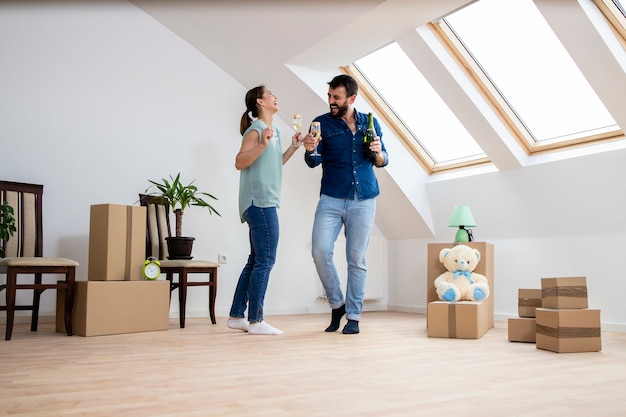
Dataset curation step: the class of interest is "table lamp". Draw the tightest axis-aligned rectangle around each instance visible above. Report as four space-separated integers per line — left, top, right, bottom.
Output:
448 205 476 242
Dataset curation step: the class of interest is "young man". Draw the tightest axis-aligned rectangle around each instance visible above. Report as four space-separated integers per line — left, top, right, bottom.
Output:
302 74 389 334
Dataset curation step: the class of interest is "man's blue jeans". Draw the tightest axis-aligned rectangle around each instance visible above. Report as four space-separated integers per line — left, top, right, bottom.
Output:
311 194 376 321
229 205 279 323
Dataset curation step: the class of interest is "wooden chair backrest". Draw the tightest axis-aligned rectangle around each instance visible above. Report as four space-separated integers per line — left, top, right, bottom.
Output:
138 194 172 261
0 180 44 258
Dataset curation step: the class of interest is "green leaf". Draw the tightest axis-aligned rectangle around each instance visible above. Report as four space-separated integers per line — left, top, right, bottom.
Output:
145 172 221 216
0 201 16 258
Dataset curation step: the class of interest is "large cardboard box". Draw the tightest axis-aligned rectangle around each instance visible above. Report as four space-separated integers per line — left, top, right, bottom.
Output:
427 242 494 328
541 276 588 309
427 301 488 339
535 308 601 353
88 204 147 281
56 280 170 336
508 317 536 343
518 288 542 318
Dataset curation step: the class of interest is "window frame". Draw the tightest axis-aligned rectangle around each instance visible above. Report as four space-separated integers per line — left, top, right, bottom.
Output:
594 0 626 50
343 1 624 175
341 64 492 174
431 14 622 155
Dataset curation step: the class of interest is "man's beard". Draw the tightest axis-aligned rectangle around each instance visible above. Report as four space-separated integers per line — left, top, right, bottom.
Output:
330 103 349 119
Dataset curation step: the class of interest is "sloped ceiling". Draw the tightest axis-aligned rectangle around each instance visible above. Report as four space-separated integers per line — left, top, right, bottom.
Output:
130 0 473 83
129 0 626 241
131 0 469 239
129 0 473 240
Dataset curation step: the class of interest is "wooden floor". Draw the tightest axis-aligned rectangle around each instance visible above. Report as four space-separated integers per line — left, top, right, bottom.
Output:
1 311 626 417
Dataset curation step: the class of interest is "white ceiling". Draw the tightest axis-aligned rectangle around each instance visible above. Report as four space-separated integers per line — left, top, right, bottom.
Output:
130 0 473 88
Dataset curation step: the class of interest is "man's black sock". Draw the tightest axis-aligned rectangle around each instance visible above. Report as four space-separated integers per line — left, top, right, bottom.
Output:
342 319 360 334
325 304 346 332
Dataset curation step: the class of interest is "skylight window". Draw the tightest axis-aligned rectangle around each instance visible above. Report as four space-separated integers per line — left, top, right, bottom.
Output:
613 0 626 17
347 0 623 174
352 42 486 170
439 0 619 151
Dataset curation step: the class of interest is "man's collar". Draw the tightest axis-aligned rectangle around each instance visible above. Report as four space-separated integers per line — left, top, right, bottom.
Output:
341 108 357 125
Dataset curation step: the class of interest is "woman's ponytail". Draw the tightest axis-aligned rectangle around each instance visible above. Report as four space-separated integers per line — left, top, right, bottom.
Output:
239 85 265 135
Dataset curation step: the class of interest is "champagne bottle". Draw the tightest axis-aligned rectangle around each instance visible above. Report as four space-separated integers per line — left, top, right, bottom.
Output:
363 112 376 158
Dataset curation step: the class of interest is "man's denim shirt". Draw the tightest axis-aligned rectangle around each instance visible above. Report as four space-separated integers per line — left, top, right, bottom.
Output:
304 110 389 200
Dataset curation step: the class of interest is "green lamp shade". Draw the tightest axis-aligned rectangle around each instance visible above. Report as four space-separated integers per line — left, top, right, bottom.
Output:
448 205 476 227
448 205 476 242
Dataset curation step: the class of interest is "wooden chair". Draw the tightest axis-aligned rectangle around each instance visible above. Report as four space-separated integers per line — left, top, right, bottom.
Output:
139 194 218 328
0 180 78 340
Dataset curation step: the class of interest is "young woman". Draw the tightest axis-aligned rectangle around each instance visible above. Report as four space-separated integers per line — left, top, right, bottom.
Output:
227 85 301 335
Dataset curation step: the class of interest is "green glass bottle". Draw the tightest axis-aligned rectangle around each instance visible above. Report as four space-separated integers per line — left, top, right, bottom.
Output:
363 112 376 158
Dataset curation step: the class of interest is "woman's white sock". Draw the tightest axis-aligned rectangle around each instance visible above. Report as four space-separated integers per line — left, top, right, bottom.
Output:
227 318 249 332
248 321 283 335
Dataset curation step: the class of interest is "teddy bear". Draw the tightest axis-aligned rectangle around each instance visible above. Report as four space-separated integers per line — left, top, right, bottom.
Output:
434 244 490 302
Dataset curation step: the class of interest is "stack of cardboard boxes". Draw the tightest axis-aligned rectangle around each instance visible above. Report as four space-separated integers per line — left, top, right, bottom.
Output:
508 288 542 343
426 242 494 339
509 276 602 353
57 204 170 336
536 277 601 353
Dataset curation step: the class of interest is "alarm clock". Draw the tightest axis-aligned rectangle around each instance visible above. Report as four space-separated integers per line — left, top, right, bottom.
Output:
142 257 161 280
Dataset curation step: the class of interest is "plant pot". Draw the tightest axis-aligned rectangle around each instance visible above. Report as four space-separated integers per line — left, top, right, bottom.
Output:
166 236 195 260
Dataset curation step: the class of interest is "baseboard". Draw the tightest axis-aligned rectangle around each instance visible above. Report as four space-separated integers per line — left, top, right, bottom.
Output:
12 310 626 334
386 304 426 315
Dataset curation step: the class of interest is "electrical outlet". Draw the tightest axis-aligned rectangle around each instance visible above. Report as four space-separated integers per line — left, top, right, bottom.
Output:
218 253 228 264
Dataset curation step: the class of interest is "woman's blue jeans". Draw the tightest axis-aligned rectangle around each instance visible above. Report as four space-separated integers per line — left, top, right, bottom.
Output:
311 194 376 321
229 205 279 323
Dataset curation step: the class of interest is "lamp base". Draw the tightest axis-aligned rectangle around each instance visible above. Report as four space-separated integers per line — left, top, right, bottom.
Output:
454 228 473 243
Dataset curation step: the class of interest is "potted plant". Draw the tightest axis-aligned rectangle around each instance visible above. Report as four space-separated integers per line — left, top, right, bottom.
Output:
0 201 16 258
145 173 221 259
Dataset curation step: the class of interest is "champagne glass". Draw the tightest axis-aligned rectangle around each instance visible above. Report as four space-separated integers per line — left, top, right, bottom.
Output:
292 114 303 148
310 121 321 156
292 114 302 133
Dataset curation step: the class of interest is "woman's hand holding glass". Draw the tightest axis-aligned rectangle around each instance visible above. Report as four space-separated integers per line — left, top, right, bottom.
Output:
291 132 303 148
292 114 303 148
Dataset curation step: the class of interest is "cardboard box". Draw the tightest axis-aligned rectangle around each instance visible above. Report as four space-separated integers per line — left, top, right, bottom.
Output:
427 242 494 329
541 276 588 309
427 301 489 339
535 308 601 353
518 288 542 318
88 204 147 281
56 280 170 336
508 317 536 343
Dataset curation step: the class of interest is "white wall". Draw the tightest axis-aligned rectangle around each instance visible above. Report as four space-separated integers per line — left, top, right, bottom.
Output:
1 2 625 332
0 1 342 322
388 149 626 332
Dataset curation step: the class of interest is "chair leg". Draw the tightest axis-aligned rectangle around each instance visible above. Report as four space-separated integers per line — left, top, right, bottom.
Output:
31 273 43 332
209 273 217 325
63 269 76 337
5 270 17 341
178 272 187 328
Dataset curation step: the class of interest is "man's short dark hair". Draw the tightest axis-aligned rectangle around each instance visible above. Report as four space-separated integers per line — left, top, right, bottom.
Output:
328 74 358 97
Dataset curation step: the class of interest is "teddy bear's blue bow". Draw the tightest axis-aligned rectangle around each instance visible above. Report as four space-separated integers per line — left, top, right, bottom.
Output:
454 270 475 284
